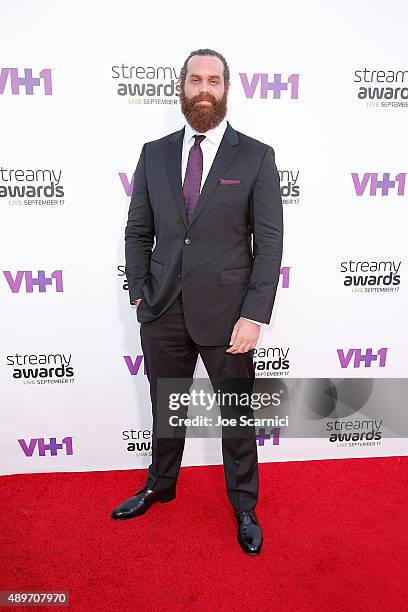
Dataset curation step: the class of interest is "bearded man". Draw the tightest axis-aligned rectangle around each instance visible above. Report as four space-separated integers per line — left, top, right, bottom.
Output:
112 48 283 556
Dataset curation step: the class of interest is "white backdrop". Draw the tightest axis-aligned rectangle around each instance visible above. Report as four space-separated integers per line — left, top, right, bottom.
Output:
1 0 407 476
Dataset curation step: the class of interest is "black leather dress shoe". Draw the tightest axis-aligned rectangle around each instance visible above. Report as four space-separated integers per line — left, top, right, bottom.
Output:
234 508 263 555
111 485 176 520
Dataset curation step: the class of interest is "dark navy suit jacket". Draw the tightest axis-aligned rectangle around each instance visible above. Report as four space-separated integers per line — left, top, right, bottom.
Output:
125 121 283 345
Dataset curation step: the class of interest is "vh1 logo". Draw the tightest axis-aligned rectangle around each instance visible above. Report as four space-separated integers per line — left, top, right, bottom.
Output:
239 73 299 99
0 68 52 95
337 348 388 368
3 270 63 293
18 436 73 457
124 355 147 376
352 173 406 196
119 172 134 197
256 427 280 447
280 266 290 288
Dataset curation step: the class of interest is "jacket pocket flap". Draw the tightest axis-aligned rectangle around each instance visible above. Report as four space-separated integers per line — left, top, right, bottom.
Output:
149 258 164 277
219 266 251 285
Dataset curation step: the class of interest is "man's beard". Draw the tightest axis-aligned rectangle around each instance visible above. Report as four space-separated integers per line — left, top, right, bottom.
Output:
179 87 228 133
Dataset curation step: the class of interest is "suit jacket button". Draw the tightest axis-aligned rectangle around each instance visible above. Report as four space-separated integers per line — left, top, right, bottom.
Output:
184 238 191 245
177 272 182 278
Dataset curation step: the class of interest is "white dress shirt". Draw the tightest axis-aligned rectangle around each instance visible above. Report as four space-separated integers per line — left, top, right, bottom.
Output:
182 118 262 328
182 117 228 190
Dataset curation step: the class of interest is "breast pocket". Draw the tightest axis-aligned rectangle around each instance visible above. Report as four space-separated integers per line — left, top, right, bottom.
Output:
216 181 245 192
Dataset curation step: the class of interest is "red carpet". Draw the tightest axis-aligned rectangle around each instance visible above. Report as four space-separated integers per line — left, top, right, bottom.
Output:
1 457 407 611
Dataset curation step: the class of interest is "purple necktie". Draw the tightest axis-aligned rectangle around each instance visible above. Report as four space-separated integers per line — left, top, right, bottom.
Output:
182 134 206 220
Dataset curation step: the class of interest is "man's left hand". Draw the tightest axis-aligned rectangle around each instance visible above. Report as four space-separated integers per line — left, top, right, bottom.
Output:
226 318 261 354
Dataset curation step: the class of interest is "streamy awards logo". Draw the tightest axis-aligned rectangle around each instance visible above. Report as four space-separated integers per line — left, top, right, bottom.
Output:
6 352 75 384
1 167 65 207
254 346 290 377
339 259 401 293
280 169 300 205
111 63 180 105
326 417 383 446
122 427 152 456
353 67 408 108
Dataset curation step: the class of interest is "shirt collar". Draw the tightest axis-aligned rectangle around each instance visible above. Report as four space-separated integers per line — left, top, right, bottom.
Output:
184 117 228 146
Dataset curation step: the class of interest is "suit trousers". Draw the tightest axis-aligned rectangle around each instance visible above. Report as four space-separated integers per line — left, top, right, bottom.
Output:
139 291 258 511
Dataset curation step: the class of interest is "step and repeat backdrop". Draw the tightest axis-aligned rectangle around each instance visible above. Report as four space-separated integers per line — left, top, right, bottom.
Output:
1 1 407 475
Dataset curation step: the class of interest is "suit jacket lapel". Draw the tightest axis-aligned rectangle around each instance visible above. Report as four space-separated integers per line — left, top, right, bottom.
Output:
165 121 240 230
166 126 188 228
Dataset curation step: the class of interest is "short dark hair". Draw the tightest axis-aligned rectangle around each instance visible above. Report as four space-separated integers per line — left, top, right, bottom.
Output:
179 48 230 88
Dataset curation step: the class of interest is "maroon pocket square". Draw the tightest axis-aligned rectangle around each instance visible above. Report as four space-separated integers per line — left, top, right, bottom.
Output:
219 178 241 185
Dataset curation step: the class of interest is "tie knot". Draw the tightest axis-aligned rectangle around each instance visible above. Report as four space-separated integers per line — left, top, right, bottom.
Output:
194 134 206 147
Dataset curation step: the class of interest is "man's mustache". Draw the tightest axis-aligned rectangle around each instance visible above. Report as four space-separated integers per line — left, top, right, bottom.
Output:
192 94 216 105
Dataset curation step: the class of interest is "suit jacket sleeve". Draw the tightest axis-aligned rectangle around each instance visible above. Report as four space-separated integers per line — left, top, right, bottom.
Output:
239 145 283 324
124 143 154 304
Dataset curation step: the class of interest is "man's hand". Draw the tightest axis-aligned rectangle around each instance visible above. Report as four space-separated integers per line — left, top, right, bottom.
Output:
132 299 142 306
226 318 261 354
